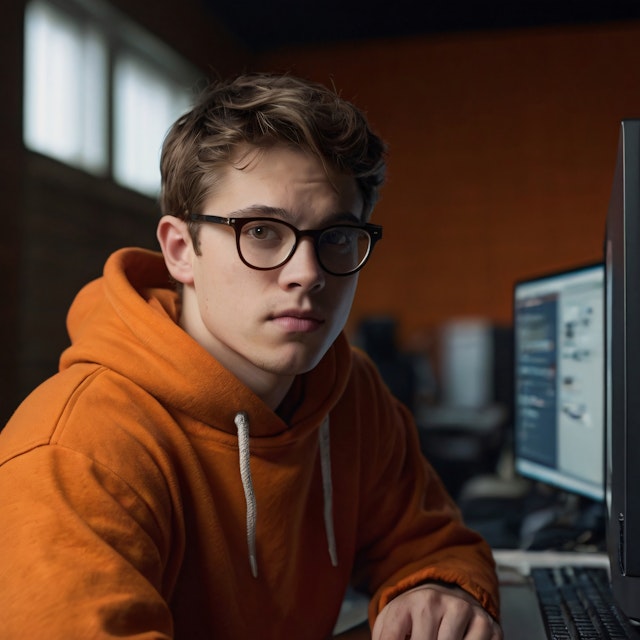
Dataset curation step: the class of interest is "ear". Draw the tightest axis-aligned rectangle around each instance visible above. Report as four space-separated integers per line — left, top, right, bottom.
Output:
157 215 195 285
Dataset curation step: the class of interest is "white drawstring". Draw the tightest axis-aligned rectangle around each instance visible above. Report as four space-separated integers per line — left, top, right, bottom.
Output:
233 411 338 578
234 411 258 577
319 416 338 567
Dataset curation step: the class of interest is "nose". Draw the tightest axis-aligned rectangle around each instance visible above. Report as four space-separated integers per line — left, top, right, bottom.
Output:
278 237 325 292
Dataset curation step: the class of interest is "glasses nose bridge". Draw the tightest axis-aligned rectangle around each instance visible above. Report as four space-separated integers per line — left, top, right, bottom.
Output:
289 227 324 265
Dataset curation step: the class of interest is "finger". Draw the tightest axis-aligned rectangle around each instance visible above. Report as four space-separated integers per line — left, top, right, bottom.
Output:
400 610 440 640
434 607 472 639
371 605 413 640
460 608 502 640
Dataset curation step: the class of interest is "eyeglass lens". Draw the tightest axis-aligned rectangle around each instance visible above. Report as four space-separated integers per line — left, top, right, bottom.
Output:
237 219 372 274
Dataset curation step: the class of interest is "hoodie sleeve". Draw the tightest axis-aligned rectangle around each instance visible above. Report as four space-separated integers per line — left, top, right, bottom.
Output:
0 443 176 639
0 368 179 640
346 350 500 624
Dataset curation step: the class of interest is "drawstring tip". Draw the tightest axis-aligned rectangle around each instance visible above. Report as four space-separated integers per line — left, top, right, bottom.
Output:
249 554 258 578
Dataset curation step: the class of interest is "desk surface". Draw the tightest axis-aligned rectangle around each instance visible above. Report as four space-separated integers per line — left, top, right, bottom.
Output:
493 548 609 574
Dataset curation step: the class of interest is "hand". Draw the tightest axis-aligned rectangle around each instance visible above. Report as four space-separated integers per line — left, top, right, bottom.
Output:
371 583 502 640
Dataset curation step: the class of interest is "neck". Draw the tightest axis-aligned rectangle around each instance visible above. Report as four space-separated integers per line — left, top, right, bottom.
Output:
249 373 295 411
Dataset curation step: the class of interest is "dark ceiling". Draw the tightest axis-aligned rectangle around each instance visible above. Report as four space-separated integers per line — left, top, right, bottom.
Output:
202 0 640 53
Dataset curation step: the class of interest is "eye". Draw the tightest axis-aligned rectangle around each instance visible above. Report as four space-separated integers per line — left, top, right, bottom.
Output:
243 221 285 243
322 228 353 247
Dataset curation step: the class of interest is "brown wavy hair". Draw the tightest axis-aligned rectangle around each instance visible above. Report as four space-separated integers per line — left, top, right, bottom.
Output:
159 72 387 240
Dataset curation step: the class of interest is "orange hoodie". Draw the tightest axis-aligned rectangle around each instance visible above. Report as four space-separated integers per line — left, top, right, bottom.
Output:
0 248 499 639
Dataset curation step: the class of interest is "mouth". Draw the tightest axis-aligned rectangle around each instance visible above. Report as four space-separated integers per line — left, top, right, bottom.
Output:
270 309 325 333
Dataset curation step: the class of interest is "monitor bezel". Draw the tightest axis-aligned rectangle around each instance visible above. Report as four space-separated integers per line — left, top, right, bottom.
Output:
605 119 640 622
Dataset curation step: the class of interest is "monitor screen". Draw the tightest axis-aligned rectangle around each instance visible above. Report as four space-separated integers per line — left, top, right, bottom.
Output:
513 263 605 502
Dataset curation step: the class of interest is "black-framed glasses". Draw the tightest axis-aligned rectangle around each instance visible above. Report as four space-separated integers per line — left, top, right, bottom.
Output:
189 214 383 276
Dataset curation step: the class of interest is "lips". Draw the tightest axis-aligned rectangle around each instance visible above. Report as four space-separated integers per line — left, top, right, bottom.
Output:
270 309 325 333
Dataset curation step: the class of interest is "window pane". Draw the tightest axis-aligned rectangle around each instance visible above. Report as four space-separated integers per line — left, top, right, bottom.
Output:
23 0 108 174
113 55 192 196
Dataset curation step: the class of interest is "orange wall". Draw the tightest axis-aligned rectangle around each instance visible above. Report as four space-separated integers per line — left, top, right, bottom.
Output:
262 23 640 342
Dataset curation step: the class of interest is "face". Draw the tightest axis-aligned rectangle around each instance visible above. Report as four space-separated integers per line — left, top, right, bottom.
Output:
158 145 364 409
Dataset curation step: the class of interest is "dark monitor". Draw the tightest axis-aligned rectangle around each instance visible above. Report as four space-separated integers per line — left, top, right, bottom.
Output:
605 119 640 622
513 263 605 503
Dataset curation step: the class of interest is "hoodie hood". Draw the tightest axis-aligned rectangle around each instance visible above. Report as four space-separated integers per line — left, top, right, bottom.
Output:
60 248 353 439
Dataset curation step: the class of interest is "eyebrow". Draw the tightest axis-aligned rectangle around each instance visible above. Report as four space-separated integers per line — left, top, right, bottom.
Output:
228 205 362 226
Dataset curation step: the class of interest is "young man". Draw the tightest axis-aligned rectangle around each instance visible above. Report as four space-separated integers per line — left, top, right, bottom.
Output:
0 72 502 639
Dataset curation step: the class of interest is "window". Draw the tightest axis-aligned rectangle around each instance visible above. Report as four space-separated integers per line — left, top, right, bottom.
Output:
23 0 201 197
24 1 108 174
113 55 193 195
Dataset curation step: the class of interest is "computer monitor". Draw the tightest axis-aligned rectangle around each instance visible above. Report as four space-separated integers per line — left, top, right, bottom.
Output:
605 119 640 622
513 263 605 503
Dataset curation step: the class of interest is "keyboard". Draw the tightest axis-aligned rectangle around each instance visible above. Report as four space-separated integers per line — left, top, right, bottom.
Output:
531 566 640 639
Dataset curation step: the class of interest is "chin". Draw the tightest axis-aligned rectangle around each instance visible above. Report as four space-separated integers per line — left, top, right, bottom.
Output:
266 346 327 377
